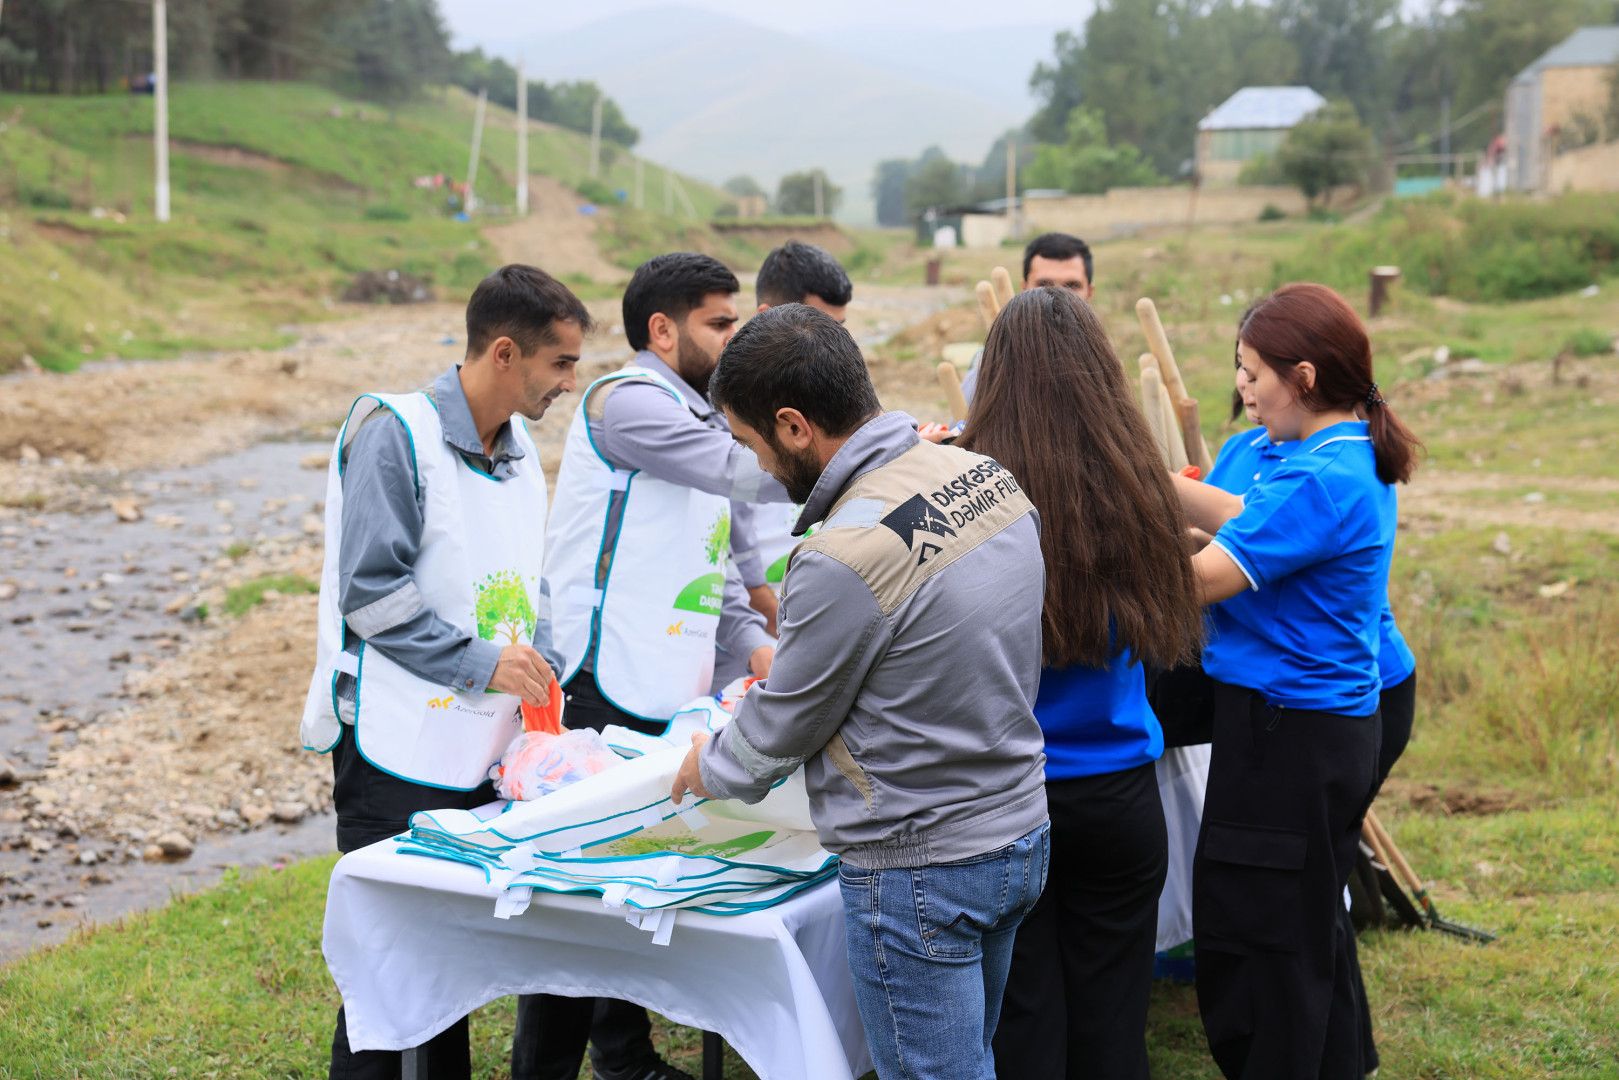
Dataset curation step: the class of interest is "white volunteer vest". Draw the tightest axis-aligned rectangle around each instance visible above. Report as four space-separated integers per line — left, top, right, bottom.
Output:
300 390 547 789
544 367 730 724
753 501 806 598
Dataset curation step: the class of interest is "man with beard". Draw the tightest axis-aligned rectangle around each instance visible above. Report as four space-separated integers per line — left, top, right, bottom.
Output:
710 239 856 686
672 303 1051 1080
516 253 791 1080
305 264 581 1080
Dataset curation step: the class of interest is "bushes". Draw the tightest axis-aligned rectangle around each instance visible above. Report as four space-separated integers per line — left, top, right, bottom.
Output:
1274 193 1619 303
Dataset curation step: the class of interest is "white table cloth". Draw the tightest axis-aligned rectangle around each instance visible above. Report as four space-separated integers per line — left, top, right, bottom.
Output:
324 841 872 1080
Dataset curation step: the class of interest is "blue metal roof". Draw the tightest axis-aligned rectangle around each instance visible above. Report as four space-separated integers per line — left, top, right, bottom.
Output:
1198 86 1327 132
1513 27 1619 84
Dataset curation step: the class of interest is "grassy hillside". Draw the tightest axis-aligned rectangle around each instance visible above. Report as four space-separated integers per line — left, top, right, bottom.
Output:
0 82 730 371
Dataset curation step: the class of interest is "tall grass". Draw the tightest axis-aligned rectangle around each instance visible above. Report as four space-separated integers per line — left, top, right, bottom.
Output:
1404 588 1619 794
1273 192 1619 303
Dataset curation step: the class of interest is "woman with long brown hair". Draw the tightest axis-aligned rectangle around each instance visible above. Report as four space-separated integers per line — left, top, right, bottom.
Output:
1174 282 1421 1079
959 287 1205 1080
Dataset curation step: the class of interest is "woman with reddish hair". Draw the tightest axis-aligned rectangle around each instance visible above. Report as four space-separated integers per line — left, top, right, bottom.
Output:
1173 282 1420 1079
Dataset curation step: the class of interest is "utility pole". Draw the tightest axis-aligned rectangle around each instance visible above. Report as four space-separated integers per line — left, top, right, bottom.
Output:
1440 95 1451 181
812 170 823 218
464 87 487 215
634 157 644 209
515 59 528 216
153 0 170 223
1004 131 1017 237
589 95 603 179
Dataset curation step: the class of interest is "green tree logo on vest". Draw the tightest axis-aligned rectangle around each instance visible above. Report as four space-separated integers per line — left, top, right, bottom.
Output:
703 509 731 566
474 570 536 644
674 508 729 616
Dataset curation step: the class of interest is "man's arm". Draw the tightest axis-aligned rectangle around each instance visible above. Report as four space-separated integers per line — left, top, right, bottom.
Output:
339 414 553 699
717 569 774 679
729 501 767 590
685 552 890 804
594 382 790 505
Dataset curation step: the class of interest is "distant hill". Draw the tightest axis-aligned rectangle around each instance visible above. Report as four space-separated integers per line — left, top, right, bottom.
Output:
512 6 1023 223
804 21 1064 118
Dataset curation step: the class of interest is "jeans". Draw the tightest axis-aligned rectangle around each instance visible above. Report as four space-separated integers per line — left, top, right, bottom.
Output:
838 824 1050 1080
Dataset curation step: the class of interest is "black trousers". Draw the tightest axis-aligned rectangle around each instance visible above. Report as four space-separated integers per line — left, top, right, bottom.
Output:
1376 672 1416 788
1193 682 1380 1080
993 762 1168 1080
329 726 497 1080
506 674 662 1080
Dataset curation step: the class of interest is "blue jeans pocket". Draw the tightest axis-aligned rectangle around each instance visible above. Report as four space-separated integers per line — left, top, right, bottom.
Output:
910 852 1012 959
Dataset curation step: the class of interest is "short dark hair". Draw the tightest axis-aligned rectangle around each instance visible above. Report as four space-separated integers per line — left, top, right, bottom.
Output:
1022 232 1094 286
710 304 879 438
622 252 739 352
755 240 853 308
465 264 594 357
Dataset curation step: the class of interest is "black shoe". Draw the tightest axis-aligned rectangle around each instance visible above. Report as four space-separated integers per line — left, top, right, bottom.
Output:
592 1055 698 1080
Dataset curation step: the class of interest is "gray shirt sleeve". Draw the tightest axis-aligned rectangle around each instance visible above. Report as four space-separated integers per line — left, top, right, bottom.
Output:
336 413 502 693
729 500 765 589
717 568 773 672
699 550 889 803
594 382 791 506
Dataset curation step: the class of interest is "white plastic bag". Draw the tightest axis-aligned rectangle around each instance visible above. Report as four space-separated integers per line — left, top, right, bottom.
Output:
488 727 622 801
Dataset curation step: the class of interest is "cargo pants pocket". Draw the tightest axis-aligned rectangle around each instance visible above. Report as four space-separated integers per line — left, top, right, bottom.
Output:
1197 820 1309 952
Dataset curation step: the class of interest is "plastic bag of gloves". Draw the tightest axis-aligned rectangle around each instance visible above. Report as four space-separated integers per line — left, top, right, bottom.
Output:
488 726 622 801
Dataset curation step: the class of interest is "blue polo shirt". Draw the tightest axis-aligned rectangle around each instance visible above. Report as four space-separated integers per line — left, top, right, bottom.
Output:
1208 427 1414 688
1035 650 1163 780
1203 422 1396 716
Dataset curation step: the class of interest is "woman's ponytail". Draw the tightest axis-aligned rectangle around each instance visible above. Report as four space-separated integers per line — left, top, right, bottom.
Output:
1363 392 1421 485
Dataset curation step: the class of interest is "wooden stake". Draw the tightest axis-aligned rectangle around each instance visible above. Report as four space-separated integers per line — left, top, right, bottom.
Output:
975 281 999 329
990 266 1015 309
938 362 969 423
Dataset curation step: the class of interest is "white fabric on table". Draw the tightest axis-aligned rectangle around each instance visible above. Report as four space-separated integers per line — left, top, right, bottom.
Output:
1154 742 1211 952
324 842 872 1080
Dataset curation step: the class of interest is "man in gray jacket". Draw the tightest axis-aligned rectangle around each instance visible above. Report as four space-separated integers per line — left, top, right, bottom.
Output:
672 304 1051 1080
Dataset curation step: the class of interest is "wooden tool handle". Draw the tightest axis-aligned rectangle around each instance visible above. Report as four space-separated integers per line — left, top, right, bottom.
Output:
1365 808 1431 912
1175 397 1213 475
1162 391 1189 471
990 266 1015 309
937 361 969 423
1138 351 1160 377
1140 368 1172 469
1136 297 1189 405
975 281 1000 329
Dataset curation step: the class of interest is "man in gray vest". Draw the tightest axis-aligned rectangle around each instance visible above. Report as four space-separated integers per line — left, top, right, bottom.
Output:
673 304 1051 1080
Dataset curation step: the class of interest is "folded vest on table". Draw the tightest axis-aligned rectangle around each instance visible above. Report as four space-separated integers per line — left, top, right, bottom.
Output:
398 691 832 922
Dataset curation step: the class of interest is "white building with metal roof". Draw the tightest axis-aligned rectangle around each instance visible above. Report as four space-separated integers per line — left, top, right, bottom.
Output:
1195 86 1327 185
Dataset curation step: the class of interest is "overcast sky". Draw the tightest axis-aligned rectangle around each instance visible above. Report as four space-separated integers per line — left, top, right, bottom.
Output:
435 0 1085 43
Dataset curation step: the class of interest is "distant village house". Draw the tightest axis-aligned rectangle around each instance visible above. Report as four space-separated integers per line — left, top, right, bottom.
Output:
1195 86 1327 186
1504 26 1619 193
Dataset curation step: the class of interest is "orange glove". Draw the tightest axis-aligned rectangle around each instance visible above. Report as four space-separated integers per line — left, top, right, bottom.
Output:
520 679 564 735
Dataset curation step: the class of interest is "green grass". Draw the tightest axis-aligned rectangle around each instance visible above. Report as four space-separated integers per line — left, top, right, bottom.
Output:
0 82 732 371
1272 192 1619 303
0 860 762 1080
223 573 319 617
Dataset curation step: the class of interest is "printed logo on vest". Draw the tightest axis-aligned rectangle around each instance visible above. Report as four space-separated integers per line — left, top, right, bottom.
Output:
474 570 537 644
670 574 723 618
427 695 455 709
928 461 1023 529
880 494 957 565
703 508 731 566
